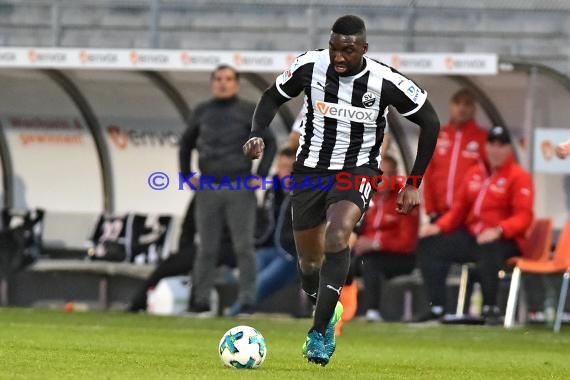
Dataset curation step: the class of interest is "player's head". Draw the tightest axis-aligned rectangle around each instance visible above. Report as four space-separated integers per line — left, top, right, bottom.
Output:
211 65 240 100
276 147 296 187
449 88 476 125
329 15 368 76
486 126 513 169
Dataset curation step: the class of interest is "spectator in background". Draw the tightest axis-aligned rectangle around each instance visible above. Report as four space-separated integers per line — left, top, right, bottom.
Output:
228 147 297 316
417 126 534 325
352 156 420 322
423 89 488 222
179 65 277 316
555 138 570 159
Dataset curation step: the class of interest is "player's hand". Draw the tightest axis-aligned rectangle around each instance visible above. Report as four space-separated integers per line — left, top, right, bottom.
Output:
555 141 570 159
243 137 265 159
419 223 441 238
477 227 501 244
396 184 420 214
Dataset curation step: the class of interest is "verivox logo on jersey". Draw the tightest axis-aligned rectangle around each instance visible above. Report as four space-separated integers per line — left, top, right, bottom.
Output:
315 101 378 123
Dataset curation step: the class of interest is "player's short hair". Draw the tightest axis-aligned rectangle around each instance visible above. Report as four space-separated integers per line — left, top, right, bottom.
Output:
211 64 240 81
331 15 366 39
450 88 475 104
279 147 296 158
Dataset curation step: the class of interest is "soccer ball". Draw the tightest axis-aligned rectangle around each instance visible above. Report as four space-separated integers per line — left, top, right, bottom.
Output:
218 325 267 369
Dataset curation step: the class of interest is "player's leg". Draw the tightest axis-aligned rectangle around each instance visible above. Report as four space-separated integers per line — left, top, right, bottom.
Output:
311 201 361 357
294 224 326 305
306 165 378 362
296 225 330 364
291 179 329 364
335 252 361 334
290 177 328 305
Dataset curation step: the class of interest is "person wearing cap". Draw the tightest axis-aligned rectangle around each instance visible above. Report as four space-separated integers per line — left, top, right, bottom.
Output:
423 89 488 222
416 126 534 325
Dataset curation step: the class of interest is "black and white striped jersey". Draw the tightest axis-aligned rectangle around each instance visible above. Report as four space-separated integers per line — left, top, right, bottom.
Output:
276 49 427 170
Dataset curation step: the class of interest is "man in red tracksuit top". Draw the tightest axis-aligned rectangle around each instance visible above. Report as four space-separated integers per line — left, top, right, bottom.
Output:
423 89 488 222
417 126 534 325
352 156 420 322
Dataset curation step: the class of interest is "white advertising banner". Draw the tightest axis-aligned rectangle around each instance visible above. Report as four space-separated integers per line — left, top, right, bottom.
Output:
0 48 498 75
2 114 103 212
369 53 498 75
100 117 188 216
533 128 570 174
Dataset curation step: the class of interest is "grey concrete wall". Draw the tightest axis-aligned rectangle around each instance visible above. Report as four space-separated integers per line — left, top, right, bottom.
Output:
0 2 568 73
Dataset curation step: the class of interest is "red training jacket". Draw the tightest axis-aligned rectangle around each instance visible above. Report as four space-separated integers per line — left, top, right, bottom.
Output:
436 156 534 252
359 188 420 254
423 119 488 216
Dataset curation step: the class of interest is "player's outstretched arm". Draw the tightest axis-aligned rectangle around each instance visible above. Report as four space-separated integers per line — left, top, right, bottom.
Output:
243 84 289 160
396 99 440 214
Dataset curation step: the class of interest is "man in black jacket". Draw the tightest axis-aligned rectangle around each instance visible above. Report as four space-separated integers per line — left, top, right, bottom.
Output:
179 65 276 315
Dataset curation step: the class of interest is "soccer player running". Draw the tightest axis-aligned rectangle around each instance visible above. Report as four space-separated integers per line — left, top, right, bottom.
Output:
243 15 440 366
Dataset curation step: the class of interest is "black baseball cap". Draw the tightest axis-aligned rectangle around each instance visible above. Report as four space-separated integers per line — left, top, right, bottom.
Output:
487 126 512 144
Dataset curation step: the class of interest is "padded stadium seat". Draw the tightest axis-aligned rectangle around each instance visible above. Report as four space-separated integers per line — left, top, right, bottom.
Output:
86 213 174 264
129 214 174 264
504 220 570 332
86 214 129 262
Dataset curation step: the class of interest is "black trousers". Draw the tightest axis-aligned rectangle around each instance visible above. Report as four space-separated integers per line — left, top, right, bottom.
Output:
417 229 519 308
361 251 416 311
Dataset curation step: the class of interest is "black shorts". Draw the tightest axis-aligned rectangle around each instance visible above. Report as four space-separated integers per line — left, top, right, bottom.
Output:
290 163 381 231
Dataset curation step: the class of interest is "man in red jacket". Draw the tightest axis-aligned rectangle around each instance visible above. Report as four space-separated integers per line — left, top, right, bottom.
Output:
353 156 420 322
423 89 488 222
417 126 534 324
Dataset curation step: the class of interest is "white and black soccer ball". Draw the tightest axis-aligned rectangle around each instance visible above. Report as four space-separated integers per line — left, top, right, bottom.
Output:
218 325 267 369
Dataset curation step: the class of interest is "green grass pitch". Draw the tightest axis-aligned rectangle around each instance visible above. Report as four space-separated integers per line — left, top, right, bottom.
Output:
0 308 569 379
